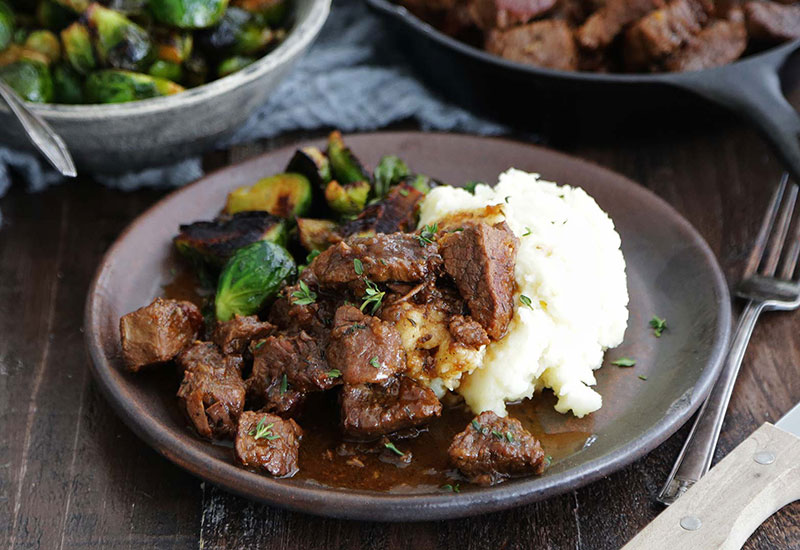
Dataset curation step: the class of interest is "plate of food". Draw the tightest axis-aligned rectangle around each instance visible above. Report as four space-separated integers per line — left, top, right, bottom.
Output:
85 131 731 520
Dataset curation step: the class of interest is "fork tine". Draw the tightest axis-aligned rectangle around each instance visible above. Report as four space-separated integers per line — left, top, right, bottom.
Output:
779 183 800 280
763 178 797 276
743 174 788 279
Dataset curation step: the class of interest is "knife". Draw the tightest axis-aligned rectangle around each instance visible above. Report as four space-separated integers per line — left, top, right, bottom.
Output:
623 402 800 550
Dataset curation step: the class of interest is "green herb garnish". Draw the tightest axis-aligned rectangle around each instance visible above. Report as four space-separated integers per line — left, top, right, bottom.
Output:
506 431 514 443
291 280 317 306
522 227 532 236
305 249 320 264
519 295 534 310
369 356 380 369
384 441 404 456
491 429 504 440
649 316 667 337
504 196 511 203
638 374 648 381
416 223 438 247
327 369 342 378
611 357 636 367
441 483 461 493
254 340 266 350
360 279 385 314
280 373 288 395
398 188 410 197
353 258 364 275
249 417 280 441
464 181 479 194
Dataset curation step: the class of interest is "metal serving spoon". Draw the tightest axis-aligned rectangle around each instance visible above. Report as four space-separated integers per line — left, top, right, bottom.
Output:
0 81 77 178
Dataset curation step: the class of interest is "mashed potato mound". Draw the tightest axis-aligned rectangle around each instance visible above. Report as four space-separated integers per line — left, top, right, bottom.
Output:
417 169 629 417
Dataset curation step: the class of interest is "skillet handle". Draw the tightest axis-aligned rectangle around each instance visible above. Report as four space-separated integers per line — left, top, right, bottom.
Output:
671 43 800 183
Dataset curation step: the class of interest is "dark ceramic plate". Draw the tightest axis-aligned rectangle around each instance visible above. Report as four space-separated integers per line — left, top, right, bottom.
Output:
84 132 731 521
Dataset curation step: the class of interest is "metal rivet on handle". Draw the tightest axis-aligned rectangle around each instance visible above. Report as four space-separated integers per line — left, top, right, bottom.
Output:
754 451 775 465
680 516 702 531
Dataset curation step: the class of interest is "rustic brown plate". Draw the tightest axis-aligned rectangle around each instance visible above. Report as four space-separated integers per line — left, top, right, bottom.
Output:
84 132 731 521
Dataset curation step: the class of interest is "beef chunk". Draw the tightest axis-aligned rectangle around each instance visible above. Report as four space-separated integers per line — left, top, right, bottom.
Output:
311 233 442 288
212 315 275 355
469 0 558 29
119 298 203 372
268 278 337 342
438 222 517 340
745 1 800 42
255 376 307 418
339 184 425 238
248 332 340 394
486 20 579 70
448 411 547 485
663 18 746 71
235 411 303 477
176 342 246 440
327 306 407 385
623 0 711 69
340 377 443 439
449 315 490 348
577 0 666 49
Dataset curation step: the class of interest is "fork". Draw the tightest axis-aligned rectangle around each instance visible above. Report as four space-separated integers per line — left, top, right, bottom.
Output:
657 173 800 505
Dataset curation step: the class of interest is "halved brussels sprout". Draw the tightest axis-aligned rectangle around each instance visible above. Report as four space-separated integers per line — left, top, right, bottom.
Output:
52 0 90 12
175 210 288 267
196 6 248 50
217 55 253 77
233 22 273 55
225 173 312 218
60 22 95 73
215 240 296 321
285 146 331 190
0 1 14 51
24 30 61 64
296 218 338 252
0 58 53 102
149 0 230 29
233 0 289 26
86 3 154 71
148 59 182 81
37 0 77 31
84 69 184 103
324 180 370 217
327 130 369 185
372 155 409 199
154 29 193 63
52 62 83 102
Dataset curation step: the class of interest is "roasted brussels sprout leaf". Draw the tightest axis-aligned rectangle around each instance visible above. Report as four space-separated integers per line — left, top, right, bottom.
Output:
61 23 96 74
84 69 184 103
215 240 296 321
0 1 14 51
325 179 370 217
373 155 409 200
52 63 83 103
286 146 331 190
217 55 253 77
86 4 155 71
225 173 312 218
327 130 370 185
24 30 61 64
0 59 53 102
174 210 288 267
296 217 339 252
150 0 230 29
149 59 183 81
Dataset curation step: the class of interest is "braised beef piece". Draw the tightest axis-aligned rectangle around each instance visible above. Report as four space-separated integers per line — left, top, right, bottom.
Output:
577 0 666 50
327 306 407 385
438 221 518 340
744 1 800 42
176 342 246 440
486 20 578 70
212 315 275 355
340 184 425 238
340 376 443 439
268 276 338 342
235 411 303 477
248 332 341 395
254 376 307 418
119 298 203 372
448 411 547 485
448 314 491 348
311 233 442 288
663 17 746 71
468 0 558 30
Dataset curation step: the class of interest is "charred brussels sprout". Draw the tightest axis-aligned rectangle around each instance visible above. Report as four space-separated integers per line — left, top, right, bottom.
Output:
286 146 331 190
84 69 184 103
0 1 14 51
217 55 253 77
373 155 409 199
325 180 370 217
24 30 61 63
154 29 193 63
296 218 338 252
37 1 77 31
150 0 230 29
225 173 312 218
327 130 369 185
61 23 96 74
148 59 182 81
52 63 83 102
86 4 155 71
215 240 295 321
0 58 53 102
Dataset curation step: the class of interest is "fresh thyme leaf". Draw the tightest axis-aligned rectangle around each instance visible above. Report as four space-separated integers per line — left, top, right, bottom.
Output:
379 258 387 266
471 419 482 432
504 196 511 203
506 431 514 443
638 374 648 381
544 455 553 467
522 227 532 236
441 483 460 493
398 188 410 197
369 356 380 369
254 340 266 350
291 280 317 306
250 418 280 441
280 373 288 395
305 249 320 264
491 429 505 440
464 181 479 194
360 279 385 314
416 223 438 247
519 295 534 310
649 316 667 337
353 258 364 275
407 317 417 327
327 369 342 378
384 441 404 456
611 357 636 367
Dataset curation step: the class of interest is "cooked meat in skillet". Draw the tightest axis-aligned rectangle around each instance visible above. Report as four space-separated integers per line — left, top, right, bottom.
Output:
340 376 443 439
744 1 800 42
577 0 666 50
235 411 303 477
438 221 518 340
327 306 407 385
268 278 338 342
448 411 547 485
340 184 426 238
468 0 559 30
248 332 341 395
176 342 246 440
212 315 275 355
448 314 491 347
663 17 747 71
119 298 204 372
486 20 579 70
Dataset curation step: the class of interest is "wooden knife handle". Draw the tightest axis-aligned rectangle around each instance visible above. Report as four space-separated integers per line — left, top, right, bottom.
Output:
623 423 800 550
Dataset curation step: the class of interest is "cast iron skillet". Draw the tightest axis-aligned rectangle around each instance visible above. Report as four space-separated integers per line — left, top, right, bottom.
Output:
366 0 800 182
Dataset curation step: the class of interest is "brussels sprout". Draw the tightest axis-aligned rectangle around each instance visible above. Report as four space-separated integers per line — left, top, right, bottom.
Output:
106 0 149 15
286 146 331 190
373 155 409 199
182 51 207 86
24 30 61 63
225 173 312 218
325 180 370 217
217 55 253 77
340 183 424 237
233 23 273 55
86 4 154 71
327 130 369 185
84 69 184 103
148 59 182 81
52 0 90 12
175 211 288 267
233 0 288 26
196 6 248 50
52 62 83 102
0 42 20 66
154 29 193 63
215 240 296 321
13 27 26 44
296 218 338 252
0 1 14 51
401 173 440 195
60 22 95 73
0 58 53 102
37 0 77 31
150 0 230 29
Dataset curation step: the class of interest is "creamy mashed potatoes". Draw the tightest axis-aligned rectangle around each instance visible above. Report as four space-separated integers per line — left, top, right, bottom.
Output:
417 169 629 417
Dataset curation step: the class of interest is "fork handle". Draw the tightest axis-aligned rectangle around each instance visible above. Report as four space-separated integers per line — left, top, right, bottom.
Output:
657 301 766 505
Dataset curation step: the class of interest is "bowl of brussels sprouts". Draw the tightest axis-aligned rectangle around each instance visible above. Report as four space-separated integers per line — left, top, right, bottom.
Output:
0 0 330 173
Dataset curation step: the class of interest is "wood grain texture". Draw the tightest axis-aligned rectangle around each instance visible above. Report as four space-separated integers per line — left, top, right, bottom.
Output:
1 106 799 549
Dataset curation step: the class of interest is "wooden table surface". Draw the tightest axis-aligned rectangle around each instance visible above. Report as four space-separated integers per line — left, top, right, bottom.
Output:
2 105 800 550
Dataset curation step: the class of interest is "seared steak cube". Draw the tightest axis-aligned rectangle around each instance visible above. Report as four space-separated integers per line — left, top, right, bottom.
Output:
212 315 275 355
268 278 337 342
340 376 443 439
486 20 578 70
176 342 246 440
248 332 340 394
577 0 666 50
327 306 407 385
744 1 800 43
449 411 547 485
663 18 746 71
119 298 203 372
448 314 490 348
438 221 518 340
255 376 307 418
235 411 303 477
468 0 558 30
